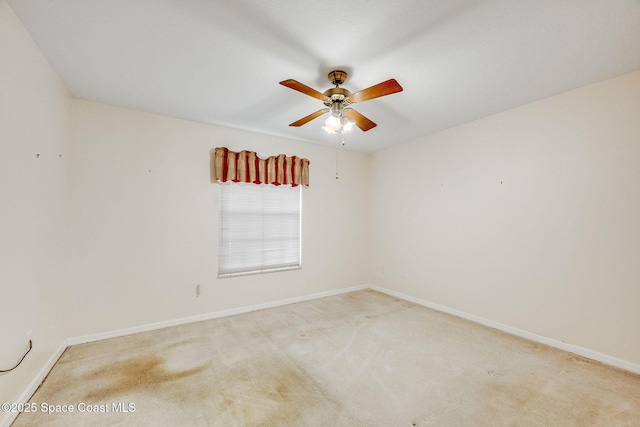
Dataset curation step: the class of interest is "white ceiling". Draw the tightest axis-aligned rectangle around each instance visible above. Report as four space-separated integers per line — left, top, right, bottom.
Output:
7 0 640 153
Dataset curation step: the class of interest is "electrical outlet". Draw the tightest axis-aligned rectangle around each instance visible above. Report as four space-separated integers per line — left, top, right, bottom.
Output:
196 284 201 297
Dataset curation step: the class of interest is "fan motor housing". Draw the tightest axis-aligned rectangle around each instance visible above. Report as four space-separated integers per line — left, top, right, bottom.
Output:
323 87 351 107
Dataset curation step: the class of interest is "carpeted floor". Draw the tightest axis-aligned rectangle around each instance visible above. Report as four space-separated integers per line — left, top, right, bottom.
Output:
12 290 640 426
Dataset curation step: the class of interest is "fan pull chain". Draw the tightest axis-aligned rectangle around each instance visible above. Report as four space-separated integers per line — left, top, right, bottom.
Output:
335 128 347 180
335 133 339 180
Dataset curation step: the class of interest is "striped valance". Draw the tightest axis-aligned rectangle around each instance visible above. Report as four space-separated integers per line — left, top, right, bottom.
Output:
213 147 310 187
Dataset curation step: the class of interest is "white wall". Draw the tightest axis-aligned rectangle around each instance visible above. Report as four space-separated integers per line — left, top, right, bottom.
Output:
0 0 72 418
68 99 370 336
369 71 640 366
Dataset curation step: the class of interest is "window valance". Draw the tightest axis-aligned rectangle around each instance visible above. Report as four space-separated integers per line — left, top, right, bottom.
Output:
213 147 310 187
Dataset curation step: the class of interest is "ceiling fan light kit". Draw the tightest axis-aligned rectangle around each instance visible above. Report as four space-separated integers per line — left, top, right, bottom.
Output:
280 70 403 136
322 101 353 134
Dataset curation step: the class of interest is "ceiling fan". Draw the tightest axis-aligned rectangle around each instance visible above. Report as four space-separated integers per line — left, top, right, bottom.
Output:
279 70 403 133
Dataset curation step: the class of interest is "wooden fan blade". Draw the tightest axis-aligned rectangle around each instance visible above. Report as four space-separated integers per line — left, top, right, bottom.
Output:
347 79 403 103
280 79 329 101
344 109 377 132
289 109 329 127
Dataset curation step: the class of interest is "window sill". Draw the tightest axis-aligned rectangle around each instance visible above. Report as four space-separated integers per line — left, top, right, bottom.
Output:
217 265 301 279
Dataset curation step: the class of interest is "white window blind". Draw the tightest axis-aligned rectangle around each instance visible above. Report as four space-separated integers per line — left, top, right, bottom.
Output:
218 183 302 278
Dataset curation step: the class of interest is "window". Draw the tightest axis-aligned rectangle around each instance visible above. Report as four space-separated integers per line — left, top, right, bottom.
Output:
218 182 302 277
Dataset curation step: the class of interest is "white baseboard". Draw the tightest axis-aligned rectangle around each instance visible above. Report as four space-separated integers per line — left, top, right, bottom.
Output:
371 286 640 376
1 342 67 427
67 284 369 346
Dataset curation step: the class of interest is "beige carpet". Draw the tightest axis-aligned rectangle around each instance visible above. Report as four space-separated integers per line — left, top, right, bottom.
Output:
12 290 640 426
